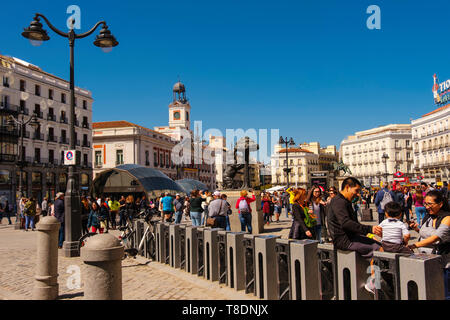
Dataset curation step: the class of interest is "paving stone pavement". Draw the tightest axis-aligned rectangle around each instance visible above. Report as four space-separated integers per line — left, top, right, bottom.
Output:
0 205 418 300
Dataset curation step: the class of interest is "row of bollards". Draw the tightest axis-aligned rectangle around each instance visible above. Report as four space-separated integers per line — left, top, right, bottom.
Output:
32 217 446 300
148 222 446 300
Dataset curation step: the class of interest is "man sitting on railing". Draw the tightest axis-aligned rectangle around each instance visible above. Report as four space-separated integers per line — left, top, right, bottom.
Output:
328 177 383 260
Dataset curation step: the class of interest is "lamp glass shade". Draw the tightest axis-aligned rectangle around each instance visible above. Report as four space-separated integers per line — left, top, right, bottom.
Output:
279 136 285 145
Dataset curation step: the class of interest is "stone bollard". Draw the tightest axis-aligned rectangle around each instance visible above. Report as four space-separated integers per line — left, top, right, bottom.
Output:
32 216 61 300
81 233 124 300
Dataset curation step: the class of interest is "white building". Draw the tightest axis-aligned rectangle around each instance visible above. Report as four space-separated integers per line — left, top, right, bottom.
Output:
411 104 450 183
271 144 320 188
0 55 93 203
340 124 413 186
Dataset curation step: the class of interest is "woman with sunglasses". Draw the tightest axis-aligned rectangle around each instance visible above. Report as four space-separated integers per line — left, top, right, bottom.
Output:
409 190 450 299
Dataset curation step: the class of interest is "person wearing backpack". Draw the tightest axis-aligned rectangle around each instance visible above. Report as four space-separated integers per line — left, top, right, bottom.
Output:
236 190 256 233
374 183 395 224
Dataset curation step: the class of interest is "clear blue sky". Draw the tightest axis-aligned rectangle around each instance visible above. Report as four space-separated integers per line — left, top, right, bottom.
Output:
1 0 448 162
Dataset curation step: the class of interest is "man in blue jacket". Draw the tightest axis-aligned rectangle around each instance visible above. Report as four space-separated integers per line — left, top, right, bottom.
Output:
374 183 395 224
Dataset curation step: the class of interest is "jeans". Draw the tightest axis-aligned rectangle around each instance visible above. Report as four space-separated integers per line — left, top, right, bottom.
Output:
263 212 270 224
119 210 126 227
315 224 323 243
239 213 252 233
190 211 202 226
225 215 231 231
25 215 35 230
445 268 450 300
214 216 227 229
415 206 427 226
284 204 291 218
58 222 65 247
174 211 183 224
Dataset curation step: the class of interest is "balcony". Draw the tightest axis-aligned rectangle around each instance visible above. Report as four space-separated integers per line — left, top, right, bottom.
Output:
0 102 19 113
82 141 90 148
47 114 56 121
75 120 79 127
0 126 19 137
115 160 124 166
60 117 68 124
82 122 89 129
82 162 92 168
351 151 356 155
32 132 44 141
34 111 44 119
47 135 58 143
60 137 69 144
94 163 102 169
0 154 16 162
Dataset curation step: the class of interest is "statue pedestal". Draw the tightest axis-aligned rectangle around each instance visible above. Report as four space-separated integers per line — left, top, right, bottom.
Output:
336 175 351 191
221 190 264 235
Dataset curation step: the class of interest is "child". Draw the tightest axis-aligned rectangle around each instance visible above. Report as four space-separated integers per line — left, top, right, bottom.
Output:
378 201 413 254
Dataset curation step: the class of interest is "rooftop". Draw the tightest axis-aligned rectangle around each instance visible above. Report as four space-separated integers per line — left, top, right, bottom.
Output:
421 104 450 118
278 148 313 154
93 121 173 139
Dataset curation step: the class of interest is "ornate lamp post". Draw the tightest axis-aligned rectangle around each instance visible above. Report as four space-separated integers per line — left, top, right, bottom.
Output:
7 113 40 229
279 136 295 187
22 13 118 257
382 153 389 185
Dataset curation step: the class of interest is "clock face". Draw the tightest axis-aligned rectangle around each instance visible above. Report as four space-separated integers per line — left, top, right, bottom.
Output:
173 111 180 120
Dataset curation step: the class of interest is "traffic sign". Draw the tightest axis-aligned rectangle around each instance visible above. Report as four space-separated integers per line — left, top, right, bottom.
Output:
64 150 76 165
394 171 404 178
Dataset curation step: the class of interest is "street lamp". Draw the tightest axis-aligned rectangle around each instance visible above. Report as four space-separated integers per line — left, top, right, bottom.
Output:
7 113 40 229
279 136 295 187
382 152 389 185
22 13 118 257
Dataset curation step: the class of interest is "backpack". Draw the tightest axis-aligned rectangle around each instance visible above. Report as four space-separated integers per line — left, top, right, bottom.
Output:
238 198 250 213
380 190 393 211
303 206 317 228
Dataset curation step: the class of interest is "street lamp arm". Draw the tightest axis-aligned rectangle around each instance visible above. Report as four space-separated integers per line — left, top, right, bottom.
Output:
35 13 69 38
75 21 106 39
8 114 35 126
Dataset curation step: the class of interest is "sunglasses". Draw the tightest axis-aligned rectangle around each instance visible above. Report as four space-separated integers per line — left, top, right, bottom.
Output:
423 202 438 207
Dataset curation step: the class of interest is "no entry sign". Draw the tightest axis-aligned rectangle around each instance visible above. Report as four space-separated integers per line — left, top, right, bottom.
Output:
64 150 76 165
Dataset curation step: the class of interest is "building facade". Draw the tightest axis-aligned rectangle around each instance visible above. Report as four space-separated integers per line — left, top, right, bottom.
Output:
271 144 320 188
299 141 339 187
411 104 450 184
340 124 413 186
0 55 93 204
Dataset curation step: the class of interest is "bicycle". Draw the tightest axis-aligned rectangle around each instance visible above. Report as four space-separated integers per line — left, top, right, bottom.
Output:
78 208 159 260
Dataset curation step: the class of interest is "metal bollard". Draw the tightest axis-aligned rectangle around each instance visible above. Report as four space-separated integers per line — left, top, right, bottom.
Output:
169 224 181 268
254 235 280 300
196 227 206 277
155 222 167 263
317 243 338 300
163 222 171 264
399 253 445 300
179 224 186 270
204 228 222 281
243 234 257 295
185 225 199 274
32 216 60 300
81 233 124 300
373 251 410 300
337 250 373 300
217 230 229 285
275 239 292 300
290 239 320 300
226 232 247 291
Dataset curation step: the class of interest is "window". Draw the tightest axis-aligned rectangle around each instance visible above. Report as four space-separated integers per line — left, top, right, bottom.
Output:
116 149 124 165
145 151 149 165
95 151 102 165
61 151 65 163
74 97 77 107
83 154 88 166
61 93 66 104
83 100 87 109
186 111 189 121
154 151 157 166
34 148 41 162
35 85 40 96
49 150 54 163
407 152 410 160
48 89 53 100
20 80 26 92
406 140 410 147
2 76 9 87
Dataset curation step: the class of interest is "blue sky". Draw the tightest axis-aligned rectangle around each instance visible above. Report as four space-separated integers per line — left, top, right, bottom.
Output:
1 0 449 163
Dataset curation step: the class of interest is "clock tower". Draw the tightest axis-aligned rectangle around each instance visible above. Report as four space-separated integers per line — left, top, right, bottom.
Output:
169 81 191 131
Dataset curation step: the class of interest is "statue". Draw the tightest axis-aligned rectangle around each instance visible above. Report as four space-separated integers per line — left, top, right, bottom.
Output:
222 137 259 189
332 161 352 176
